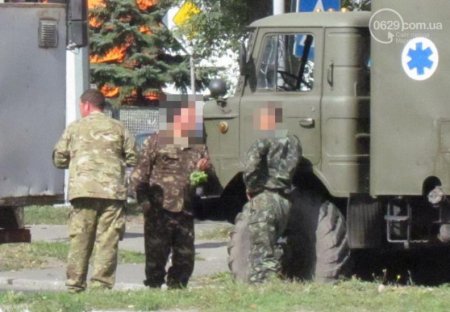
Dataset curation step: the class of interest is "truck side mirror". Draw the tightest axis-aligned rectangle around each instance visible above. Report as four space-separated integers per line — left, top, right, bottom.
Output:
208 79 228 107
208 79 227 98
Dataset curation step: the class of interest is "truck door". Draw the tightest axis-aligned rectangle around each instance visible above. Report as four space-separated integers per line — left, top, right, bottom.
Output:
239 29 323 165
321 27 371 196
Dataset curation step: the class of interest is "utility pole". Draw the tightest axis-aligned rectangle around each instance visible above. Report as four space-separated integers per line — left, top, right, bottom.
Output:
273 0 285 15
274 0 286 84
190 54 196 95
65 0 89 202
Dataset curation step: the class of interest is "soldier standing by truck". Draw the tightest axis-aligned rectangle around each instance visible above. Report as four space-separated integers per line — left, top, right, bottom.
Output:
131 97 210 289
53 89 137 293
241 104 301 283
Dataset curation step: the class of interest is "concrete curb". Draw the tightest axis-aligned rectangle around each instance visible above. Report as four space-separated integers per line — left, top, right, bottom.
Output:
0 276 65 291
0 276 146 292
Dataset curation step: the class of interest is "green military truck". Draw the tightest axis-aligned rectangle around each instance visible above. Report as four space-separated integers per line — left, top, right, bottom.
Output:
201 0 450 283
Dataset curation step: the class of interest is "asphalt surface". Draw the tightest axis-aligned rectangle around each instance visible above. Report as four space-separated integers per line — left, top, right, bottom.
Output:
0 221 229 292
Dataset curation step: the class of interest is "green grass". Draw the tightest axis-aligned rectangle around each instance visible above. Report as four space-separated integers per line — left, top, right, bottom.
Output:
196 224 233 240
24 205 70 225
24 204 143 225
0 241 67 271
0 241 145 271
1 276 450 312
124 202 142 216
118 248 145 264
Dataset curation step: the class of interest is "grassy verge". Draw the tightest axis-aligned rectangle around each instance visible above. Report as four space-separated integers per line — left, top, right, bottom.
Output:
24 205 70 225
24 204 143 225
196 224 233 240
0 241 68 271
1 276 450 312
0 241 145 271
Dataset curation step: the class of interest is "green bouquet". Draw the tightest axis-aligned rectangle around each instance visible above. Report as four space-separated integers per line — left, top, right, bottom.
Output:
190 170 208 186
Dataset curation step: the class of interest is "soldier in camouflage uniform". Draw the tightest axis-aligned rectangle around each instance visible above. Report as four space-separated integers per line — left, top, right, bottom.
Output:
131 97 209 289
242 104 301 283
53 89 137 293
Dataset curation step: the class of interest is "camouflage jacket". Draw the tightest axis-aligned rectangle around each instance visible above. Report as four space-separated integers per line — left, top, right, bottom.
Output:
243 135 301 194
130 133 207 213
53 111 137 201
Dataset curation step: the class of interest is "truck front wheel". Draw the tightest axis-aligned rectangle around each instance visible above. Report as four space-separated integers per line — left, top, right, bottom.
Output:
283 189 352 282
227 212 252 282
228 189 351 283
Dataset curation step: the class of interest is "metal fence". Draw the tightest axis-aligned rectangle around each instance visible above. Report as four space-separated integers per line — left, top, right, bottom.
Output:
105 106 159 152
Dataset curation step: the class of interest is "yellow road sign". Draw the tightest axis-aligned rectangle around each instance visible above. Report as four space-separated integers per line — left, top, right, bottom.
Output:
173 1 201 27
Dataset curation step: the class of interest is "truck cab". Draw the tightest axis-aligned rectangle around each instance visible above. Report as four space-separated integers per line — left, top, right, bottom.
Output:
204 12 371 222
205 12 371 197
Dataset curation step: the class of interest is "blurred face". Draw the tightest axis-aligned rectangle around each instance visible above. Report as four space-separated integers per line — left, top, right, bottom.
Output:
259 107 276 131
254 105 282 131
173 106 197 137
252 104 287 138
158 97 204 146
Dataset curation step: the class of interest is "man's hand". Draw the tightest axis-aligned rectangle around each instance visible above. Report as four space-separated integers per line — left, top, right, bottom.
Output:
196 158 209 171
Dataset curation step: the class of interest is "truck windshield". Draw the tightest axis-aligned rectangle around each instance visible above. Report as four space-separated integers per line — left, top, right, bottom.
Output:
257 33 314 92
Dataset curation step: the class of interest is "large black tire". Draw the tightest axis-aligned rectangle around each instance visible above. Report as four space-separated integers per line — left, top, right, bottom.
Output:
283 189 351 282
314 201 351 282
227 212 251 283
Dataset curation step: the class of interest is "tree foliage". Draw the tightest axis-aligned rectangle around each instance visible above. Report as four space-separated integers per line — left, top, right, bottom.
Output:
174 0 272 59
88 0 372 104
176 0 371 60
89 0 190 105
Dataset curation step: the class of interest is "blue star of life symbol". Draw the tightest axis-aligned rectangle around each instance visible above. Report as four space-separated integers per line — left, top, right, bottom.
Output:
402 37 438 81
407 42 433 76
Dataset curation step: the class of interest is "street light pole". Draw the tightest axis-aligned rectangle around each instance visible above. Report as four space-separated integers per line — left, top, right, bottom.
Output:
273 0 285 15
190 54 196 95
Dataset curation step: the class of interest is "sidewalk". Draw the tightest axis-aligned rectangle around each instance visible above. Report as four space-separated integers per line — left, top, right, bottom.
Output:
0 221 229 292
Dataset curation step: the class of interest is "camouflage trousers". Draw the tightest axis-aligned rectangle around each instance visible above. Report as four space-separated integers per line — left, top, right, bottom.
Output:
66 198 126 292
143 207 195 288
242 190 291 283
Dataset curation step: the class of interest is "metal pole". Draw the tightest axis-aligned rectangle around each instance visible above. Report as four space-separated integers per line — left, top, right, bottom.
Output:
66 47 89 125
273 0 285 15
274 0 286 85
65 46 89 202
190 54 196 95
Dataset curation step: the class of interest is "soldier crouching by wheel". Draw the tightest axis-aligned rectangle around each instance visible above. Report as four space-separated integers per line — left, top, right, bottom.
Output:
240 104 301 283
130 96 209 289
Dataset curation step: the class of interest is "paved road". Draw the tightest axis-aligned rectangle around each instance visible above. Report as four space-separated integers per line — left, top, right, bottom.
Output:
0 221 230 291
